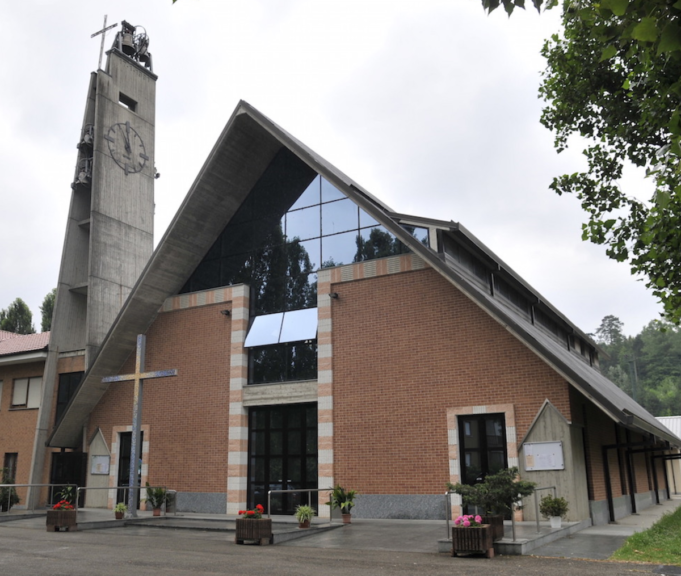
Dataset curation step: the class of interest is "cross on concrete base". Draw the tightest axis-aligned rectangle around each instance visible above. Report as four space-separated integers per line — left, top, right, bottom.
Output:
103 334 177 517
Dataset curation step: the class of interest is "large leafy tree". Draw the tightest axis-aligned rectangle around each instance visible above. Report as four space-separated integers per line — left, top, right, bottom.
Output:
0 298 35 335
484 0 681 323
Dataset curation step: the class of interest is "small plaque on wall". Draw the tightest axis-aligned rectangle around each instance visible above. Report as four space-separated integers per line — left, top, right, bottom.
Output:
91 455 110 475
524 441 564 471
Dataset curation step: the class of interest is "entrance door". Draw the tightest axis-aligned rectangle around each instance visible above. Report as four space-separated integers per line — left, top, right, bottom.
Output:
50 452 87 507
458 413 507 486
117 432 143 507
248 403 318 514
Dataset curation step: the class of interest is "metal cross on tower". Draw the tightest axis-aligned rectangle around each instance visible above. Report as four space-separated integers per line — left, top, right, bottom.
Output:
102 335 178 517
91 15 118 71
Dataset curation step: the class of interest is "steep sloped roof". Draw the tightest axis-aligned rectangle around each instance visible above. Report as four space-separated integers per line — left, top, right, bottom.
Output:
49 101 680 448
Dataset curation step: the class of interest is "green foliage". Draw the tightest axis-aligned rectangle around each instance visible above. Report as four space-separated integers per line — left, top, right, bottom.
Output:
595 315 681 416
114 502 127 513
40 288 56 332
326 485 358 513
539 495 569 519
0 298 35 334
611 506 681 564
0 468 20 512
447 467 536 516
145 483 172 509
57 486 76 506
294 504 316 522
483 0 681 323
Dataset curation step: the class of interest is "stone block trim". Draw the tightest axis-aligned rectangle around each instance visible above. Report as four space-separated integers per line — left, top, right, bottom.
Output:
446 404 518 519
108 424 150 510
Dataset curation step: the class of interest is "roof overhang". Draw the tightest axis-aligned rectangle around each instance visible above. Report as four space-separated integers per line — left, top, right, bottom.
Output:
0 351 48 367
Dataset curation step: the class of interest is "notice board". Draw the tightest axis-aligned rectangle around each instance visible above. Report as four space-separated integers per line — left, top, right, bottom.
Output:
523 441 564 471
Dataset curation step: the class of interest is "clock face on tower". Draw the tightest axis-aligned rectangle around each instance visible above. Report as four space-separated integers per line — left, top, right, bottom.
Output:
105 121 149 174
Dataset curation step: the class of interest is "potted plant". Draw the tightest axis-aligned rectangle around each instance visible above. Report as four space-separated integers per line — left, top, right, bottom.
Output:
46 495 77 532
145 483 171 516
235 504 272 544
539 495 569 528
451 514 494 558
114 502 127 520
0 468 20 512
447 467 535 541
294 504 315 529
326 485 358 524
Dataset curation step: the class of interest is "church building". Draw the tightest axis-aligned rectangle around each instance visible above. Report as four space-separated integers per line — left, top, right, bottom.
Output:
1 21 679 527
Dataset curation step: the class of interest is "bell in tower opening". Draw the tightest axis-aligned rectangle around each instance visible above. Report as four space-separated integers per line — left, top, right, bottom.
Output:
114 21 153 71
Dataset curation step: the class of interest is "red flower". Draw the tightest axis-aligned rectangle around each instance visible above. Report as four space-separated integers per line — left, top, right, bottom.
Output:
246 510 254 516
238 510 244 515
256 504 264 513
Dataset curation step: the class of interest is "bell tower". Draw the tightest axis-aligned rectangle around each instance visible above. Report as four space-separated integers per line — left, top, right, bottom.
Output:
28 21 158 501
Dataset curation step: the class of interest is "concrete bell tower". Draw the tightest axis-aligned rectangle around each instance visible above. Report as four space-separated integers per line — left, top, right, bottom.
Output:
28 21 158 500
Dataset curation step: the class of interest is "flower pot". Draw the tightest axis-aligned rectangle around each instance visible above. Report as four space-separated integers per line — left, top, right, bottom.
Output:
235 518 272 545
549 516 562 529
451 525 494 558
481 514 504 541
298 519 310 529
342 513 352 524
153 508 161 517
46 510 77 532
115 512 124 520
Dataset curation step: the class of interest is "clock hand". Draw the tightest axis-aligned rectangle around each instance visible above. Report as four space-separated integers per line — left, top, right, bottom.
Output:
124 122 132 154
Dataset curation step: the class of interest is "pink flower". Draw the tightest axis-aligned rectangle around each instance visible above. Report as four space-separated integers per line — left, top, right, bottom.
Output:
463 519 471 527
475 515 482 524
454 517 461 525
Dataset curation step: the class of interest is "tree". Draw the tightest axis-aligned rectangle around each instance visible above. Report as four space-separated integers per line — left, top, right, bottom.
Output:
0 298 35 335
594 315 625 346
40 288 56 332
483 0 681 324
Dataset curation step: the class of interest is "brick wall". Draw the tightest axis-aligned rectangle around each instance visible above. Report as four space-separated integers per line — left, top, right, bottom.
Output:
331 266 572 495
86 301 232 494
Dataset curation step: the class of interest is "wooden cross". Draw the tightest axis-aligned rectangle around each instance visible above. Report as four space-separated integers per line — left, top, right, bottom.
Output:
91 15 118 71
102 334 178 517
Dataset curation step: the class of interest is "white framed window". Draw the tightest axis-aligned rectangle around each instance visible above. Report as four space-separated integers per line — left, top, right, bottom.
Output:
11 377 42 409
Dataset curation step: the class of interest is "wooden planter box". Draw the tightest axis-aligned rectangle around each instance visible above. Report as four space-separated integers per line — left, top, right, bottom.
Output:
481 514 505 541
46 510 77 532
451 525 494 558
235 518 272 545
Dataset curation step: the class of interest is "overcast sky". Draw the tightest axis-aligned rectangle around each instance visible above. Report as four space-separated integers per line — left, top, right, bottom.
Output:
0 0 661 337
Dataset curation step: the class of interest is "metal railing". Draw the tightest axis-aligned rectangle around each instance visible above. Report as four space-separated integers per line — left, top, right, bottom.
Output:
0 483 76 514
533 485 557 533
75 485 174 516
266 487 334 522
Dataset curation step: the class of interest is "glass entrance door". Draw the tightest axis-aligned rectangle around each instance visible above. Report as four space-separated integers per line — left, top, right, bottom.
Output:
116 432 142 507
458 414 507 486
248 403 318 514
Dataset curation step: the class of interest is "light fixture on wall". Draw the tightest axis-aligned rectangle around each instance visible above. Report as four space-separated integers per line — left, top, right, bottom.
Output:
329 292 339 299
220 309 231 316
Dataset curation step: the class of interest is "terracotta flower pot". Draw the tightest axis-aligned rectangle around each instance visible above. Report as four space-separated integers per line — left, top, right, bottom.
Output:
115 511 124 520
298 519 310 529
153 508 161 517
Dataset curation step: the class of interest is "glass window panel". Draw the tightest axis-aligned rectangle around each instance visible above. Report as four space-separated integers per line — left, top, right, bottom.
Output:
289 457 302 482
486 418 505 448
306 433 317 454
286 205 320 242
288 406 302 428
270 457 283 482
322 230 359 268
253 457 265 482
12 378 28 406
244 313 284 347
270 431 283 455
192 260 221 291
463 451 482 484
288 431 301 454
306 456 318 479
306 404 317 428
289 342 318 381
251 346 285 384
462 418 480 449
298 239 320 272
359 207 379 228
356 226 400 262
290 176 321 210
322 199 358 236
401 225 430 247
280 308 318 344
270 410 283 429
252 431 266 455
488 450 506 474
321 178 345 202
252 410 267 430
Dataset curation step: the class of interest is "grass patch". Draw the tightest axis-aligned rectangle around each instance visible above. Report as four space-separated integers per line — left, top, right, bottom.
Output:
610 505 681 565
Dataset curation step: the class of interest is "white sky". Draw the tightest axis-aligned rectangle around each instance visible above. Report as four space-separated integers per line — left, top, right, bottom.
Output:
0 0 661 337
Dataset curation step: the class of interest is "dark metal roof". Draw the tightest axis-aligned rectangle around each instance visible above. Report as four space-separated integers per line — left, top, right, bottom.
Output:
49 101 680 448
